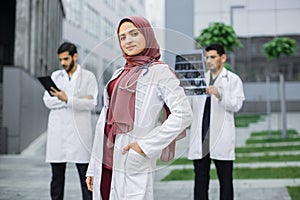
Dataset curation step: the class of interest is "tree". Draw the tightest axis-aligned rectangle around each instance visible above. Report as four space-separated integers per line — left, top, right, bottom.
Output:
263 37 297 72
196 22 242 53
263 37 297 139
196 22 242 71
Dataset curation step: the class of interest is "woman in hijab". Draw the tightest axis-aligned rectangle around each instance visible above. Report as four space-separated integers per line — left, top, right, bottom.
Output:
86 16 193 200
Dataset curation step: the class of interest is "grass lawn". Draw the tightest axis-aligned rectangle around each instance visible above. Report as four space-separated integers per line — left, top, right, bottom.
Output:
157 153 300 166
162 167 300 181
236 154 300 163
235 145 300 153
247 137 300 144
287 186 300 200
251 129 298 137
160 122 300 199
246 129 300 144
235 114 263 128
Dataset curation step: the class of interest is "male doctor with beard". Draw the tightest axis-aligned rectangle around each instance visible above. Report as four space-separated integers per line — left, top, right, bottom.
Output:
188 43 245 200
43 42 98 200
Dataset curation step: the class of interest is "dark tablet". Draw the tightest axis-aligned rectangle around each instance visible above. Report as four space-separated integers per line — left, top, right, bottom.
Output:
38 76 60 96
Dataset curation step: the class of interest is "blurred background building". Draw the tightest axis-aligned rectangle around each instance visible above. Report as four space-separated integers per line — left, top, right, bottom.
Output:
147 0 300 113
0 0 146 154
193 0 300 113
1 0 64 154
1 0 299 154
194 0 300 82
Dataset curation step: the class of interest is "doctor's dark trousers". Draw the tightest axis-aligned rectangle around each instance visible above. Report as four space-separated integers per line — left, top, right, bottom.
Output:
50 163 92 200
193 156 233 200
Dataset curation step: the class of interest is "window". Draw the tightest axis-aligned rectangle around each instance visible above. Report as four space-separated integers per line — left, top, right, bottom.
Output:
104 0 115 10
64 0 81 27
103 17 114 41
84 49 99 76
84 4 100 38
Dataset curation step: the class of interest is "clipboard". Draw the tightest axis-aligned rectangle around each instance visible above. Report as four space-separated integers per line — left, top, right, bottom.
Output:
38 76 60 96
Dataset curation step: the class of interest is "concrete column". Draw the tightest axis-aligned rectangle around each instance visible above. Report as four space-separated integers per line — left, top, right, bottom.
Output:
14 0 31 71
164 0 195 66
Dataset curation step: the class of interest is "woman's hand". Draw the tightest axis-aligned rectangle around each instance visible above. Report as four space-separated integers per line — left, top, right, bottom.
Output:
86 176 94 192
122 142 145 157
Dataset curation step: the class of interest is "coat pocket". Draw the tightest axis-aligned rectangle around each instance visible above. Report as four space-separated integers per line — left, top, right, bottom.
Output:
125 149 150 173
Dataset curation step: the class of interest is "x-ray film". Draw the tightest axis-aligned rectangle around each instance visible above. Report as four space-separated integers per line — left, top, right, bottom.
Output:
174 49 207 95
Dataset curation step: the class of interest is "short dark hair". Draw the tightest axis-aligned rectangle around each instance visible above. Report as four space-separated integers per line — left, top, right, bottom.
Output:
57 42 77 56
205 43 226 56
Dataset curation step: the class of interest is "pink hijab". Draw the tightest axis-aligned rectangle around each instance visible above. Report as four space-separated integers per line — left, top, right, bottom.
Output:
107 16 184 162
107 16 162 134
118 16 161 68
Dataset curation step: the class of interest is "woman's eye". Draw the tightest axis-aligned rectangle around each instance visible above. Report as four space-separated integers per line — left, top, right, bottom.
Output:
131 31 139 37
120 36 125 41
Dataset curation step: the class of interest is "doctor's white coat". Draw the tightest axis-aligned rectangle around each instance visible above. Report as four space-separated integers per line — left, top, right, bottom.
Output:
188 67 245 161
86 64 193 200
43 65 98 163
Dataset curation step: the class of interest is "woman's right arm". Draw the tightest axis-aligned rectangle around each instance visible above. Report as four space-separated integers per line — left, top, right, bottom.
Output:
86 176 94 192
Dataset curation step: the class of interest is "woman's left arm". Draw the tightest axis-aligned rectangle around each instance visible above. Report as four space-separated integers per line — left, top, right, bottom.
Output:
136 66 193 159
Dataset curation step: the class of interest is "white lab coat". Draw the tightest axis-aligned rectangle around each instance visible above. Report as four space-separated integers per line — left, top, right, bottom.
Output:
188 67 245 161
86 64 193 200
43 65 98 163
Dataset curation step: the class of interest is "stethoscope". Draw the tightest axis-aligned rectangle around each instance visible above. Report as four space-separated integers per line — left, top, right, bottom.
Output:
208 69 229 84
221 70 229 82
119 58 156 93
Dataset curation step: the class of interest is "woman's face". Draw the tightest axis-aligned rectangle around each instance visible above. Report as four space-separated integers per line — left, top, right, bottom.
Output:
118 21 146 56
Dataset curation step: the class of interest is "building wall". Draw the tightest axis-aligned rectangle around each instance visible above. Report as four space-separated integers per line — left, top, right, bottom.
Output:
14 0 64 77
163 0 195 66
193 0 300 83
194 0 300 37
193 0 300 113
241 81 300 113
235 35 300 82
3 67 49 153
1 0 64 154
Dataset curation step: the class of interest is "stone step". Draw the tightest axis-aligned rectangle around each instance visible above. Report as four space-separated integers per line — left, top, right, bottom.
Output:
246 141 300 147
237 150 300 157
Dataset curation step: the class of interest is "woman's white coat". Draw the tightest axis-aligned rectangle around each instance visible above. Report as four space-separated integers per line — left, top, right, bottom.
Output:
86 64 193 199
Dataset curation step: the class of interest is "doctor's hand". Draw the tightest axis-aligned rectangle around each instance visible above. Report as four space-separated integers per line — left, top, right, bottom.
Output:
123 142 146 157
86 176 94 192
50 87 68 103
206 86 222 100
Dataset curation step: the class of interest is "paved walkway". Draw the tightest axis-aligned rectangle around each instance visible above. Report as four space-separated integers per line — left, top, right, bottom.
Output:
0 113 300 199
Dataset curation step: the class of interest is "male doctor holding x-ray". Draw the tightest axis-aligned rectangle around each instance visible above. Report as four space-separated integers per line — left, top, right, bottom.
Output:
188 43 245 200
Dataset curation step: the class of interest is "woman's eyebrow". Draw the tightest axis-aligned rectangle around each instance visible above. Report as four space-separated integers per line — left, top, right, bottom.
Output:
128 29 138 33
119 28 138 36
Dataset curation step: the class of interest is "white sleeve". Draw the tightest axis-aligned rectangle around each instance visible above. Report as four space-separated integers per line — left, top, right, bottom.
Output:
138 66 193 159
219 74 245 112
42 72 67 109
67 73 98 111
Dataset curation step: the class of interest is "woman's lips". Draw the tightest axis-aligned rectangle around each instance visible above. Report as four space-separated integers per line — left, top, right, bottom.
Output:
126 45 136 51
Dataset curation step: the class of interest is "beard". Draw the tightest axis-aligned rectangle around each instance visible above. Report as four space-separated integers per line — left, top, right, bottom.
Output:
63 59 75 72
67 59 75 72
